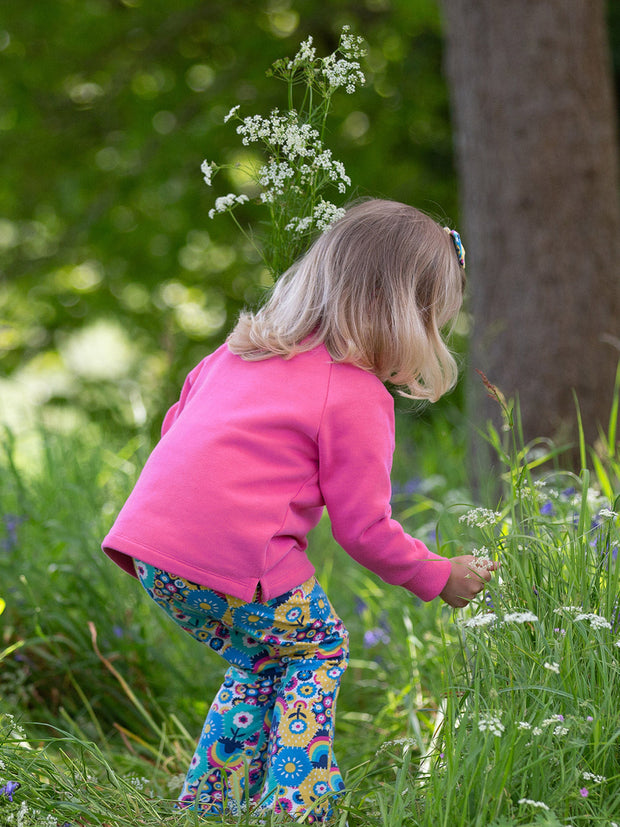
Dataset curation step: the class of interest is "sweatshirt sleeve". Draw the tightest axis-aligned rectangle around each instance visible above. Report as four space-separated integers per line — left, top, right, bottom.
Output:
317 363 452 601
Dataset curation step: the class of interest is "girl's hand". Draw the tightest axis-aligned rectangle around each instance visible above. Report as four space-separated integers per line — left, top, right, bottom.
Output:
439 554 498 608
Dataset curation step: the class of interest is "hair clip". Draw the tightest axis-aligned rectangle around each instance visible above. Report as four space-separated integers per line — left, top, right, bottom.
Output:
444 227 466 269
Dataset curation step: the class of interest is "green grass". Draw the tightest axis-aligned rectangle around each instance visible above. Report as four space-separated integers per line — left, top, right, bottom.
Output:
0 394 618 826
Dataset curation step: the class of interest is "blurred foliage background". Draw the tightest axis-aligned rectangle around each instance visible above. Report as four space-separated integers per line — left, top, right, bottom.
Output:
0 0 618 445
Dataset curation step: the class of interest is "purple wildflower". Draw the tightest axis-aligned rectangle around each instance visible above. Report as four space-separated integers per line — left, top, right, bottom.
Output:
0 781 20 802
540 501 554 516
580 787 589 798
1 514 26 552
363 626 390 648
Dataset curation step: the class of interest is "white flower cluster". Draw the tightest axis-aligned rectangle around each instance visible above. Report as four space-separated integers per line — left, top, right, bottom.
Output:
321 26 366 93
233 110 351 203
208 193 249 219
461 612 497 629
518 798 550 811
285 27 366 93
200 159 214 186
574 612 612 630
554 606 613 631
287 35 317 70
477 712 505 737
582 771 606 784
236 110 318 157
459 508 503 528
518 713 568 738
199 26 364 253
321 52 366 94
463 610 541 631
544 661 560 674
285 199 346 235
502 611 539 624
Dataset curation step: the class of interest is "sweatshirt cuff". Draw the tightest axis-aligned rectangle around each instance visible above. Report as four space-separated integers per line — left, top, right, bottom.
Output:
400 554 452 602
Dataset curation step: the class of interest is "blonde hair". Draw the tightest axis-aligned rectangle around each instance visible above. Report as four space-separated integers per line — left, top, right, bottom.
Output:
227 198 465 401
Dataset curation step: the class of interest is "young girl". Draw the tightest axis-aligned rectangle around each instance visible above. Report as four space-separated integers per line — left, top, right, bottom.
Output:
102 198 496 823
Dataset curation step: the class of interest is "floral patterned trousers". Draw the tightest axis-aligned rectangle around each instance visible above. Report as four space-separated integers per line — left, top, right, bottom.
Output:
135 561 349 823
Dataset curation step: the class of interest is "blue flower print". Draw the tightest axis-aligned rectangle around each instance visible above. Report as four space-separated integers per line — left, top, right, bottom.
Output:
196 593 228 619
308 584 332 620
296 670 314 682
272 747 313 784
233 604 275 632
199 714 224 745
297 682 317 700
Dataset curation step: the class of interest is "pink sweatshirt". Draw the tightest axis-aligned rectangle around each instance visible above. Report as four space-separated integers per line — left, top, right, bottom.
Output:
102 343 452 602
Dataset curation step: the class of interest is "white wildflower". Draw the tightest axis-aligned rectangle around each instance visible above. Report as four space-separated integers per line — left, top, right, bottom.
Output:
258 160 296 194
459 508 503 528
462 613 497 629
517 721 532 730
208 193 249 219
128 775 150 790
518 798 550 810
544 661 560 674
582 771 606 783
223 104 240 123
598 507 618 519
554 605 580 615
614 639 620 649
287 35 317 69
554 725 569 736
502 611 539 624
574 613 612 631
477 712 504 737
532 726 543 735
285 215 314 234
313 199 345 230
200 159 214 186
236 111 319 160
321 53 365 94
340 25 367 60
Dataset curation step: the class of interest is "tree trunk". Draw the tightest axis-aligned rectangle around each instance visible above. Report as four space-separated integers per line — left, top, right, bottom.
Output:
440 0 620 473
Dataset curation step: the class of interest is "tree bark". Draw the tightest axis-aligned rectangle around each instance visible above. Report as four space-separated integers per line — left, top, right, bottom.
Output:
440 0 620 471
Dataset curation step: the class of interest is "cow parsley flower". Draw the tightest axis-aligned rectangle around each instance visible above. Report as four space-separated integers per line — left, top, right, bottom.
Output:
477 713 504 737
200 159 214 186
287 35 317 70
502 611 539 624
462 612 497 629
544 661 560 674
518 798 550 810
459 508 503 528
574 613 612 631
208 193 249 219
582 771 606 783
313 199 346 230
223 104 240 123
